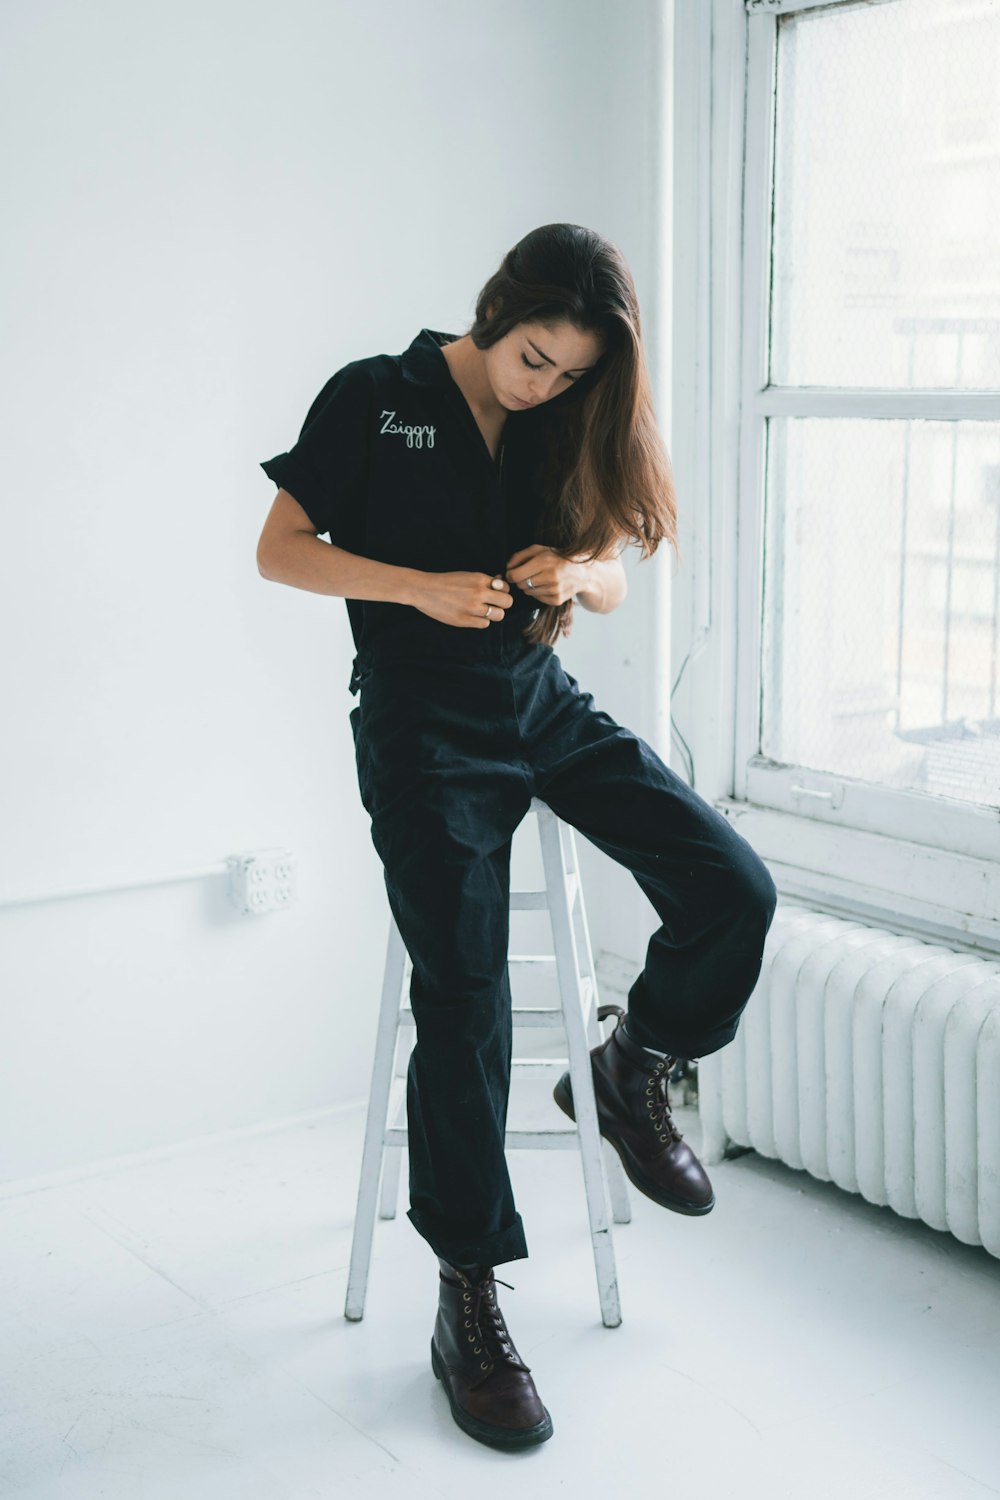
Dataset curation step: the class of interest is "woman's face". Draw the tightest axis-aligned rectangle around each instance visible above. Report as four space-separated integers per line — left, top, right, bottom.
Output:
485 320 604 411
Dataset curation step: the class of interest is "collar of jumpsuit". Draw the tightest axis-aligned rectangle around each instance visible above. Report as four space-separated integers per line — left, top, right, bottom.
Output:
260 327 583 692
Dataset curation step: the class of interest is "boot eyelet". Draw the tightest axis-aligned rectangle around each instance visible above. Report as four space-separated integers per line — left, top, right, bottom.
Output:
480 1361 489 1370
467 1333 475 1342
464 1319 472 1328
474 1346 482 1354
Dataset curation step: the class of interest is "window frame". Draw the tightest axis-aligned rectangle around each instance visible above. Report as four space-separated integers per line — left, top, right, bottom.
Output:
672 0 1000 956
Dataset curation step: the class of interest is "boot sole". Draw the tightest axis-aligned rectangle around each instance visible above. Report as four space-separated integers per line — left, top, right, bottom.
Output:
553 1072 716 1216
431 1338 554 1448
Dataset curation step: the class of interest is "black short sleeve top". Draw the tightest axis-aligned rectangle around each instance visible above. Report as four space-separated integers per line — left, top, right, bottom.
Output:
260 327 582 674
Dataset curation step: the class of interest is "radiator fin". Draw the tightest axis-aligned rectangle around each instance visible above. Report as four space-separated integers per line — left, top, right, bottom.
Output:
697 905 1000 1258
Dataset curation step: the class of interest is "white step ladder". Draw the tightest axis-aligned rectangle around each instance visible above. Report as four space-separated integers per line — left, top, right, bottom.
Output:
343 797 631 1328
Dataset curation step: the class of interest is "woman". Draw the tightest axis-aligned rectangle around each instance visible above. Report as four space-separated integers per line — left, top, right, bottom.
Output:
257 223 778 1451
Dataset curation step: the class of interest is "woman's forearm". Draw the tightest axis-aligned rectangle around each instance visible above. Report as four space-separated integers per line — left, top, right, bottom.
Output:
574 556 628 614
258 531 423 606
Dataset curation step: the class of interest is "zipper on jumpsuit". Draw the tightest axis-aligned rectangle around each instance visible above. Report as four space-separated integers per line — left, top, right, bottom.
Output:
443 389 509 659
348 397 508 696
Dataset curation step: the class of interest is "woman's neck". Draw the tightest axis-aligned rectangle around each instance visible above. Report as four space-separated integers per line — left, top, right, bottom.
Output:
440 334 507 427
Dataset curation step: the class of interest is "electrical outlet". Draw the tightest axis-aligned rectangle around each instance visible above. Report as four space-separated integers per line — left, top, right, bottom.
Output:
226 848 297 915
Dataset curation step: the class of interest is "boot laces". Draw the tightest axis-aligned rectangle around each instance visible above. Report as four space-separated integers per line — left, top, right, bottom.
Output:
473 1276 525 1368
647 1057 684 1145
442 1269 529 1372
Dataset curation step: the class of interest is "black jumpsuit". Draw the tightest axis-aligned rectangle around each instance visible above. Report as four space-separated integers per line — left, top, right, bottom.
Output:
261 327 778 1270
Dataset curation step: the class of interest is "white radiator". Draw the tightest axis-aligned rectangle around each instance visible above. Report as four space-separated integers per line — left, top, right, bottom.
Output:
696 904 1000 1259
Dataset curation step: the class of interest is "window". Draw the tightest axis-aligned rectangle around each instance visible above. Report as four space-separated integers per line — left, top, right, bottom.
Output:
737 0 1000 860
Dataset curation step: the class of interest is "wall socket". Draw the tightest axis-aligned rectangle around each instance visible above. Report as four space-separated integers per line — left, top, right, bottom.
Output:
227 848 297 915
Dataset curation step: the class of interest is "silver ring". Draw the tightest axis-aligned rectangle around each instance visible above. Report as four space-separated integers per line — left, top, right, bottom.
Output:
526 577 535 589
485 604 493 620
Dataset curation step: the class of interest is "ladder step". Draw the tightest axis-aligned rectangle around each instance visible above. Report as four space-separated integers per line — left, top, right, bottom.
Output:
397 976 593 1029
503 1130 580 1149
509 871 579 911
508 890 548 910
507 1007 580 1028
385 1125 581 1149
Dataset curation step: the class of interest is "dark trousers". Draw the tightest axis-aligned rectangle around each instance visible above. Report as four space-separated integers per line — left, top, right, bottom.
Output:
350 631 778 1270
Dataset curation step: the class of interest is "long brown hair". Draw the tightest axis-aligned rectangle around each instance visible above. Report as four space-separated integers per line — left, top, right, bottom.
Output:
465 223 678 645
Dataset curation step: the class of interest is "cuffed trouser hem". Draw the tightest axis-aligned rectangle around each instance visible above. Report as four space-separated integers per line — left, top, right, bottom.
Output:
624 965 749 1061
623 1005 740 1062
406 1206 529 1269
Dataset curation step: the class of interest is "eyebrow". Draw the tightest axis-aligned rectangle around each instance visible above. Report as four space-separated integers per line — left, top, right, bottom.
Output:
526 337 596 375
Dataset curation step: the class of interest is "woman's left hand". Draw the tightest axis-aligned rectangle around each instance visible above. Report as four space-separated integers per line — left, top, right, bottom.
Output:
504 544 589 607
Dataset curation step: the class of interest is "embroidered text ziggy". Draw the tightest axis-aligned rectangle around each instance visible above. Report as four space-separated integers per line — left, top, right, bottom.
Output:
380 409 437 448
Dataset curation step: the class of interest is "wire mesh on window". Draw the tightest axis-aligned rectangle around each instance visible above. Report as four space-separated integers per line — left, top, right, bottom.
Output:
771 0 1000 390
761 417 1000 809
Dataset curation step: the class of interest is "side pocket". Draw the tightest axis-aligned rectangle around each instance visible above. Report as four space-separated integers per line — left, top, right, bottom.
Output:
349 703 375 816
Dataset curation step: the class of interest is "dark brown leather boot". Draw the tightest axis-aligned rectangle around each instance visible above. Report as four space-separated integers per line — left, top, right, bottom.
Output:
553 1004 715 1215
431 1259 553 1449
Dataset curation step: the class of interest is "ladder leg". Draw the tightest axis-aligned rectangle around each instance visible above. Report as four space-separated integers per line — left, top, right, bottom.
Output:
379 1147 403 1220
572 835 633 1228
344 916 407 1321
580 981 633 1225
378 1028 407 1219
538 806 622 1328
602 1140 633 1226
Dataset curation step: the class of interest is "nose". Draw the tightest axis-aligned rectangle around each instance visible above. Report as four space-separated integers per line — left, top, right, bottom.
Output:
529 376 560 405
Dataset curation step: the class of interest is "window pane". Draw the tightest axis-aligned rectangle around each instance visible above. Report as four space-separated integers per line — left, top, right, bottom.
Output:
771 0 1000 390
761 416 1000 809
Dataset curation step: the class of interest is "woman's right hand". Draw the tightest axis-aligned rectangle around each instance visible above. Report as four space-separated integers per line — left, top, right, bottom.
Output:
407 570 515 629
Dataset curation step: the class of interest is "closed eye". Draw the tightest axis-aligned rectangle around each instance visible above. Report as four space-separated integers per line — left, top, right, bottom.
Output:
521 352 578 381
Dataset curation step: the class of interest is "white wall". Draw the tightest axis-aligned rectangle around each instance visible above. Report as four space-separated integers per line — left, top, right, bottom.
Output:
668 0 741 808
0 0 672 1184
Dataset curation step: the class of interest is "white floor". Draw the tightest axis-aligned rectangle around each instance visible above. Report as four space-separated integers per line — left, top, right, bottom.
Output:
3 1087 1000 1500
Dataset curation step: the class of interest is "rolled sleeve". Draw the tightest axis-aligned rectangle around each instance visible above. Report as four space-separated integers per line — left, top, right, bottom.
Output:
260 360 373 549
